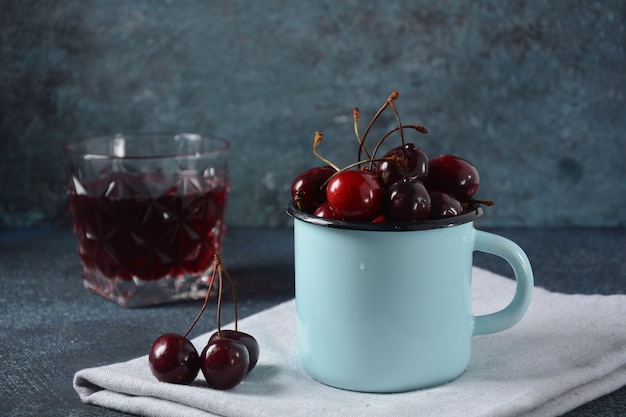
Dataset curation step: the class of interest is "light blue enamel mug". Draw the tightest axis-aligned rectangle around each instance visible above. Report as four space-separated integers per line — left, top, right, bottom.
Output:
286 202 533 393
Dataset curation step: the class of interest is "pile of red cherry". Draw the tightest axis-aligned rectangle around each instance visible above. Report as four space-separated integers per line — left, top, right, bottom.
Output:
148 253 259 390
291 91 492 222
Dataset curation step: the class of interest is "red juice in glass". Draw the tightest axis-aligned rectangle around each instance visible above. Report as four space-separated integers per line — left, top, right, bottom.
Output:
68 173 228 283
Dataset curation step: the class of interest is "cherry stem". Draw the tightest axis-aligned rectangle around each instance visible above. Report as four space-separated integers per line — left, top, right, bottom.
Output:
387 99 406 159
318 155 403 189
369 125 428 170
216 258 224 338
353 108 372 160
357 91 399 162
182 253 220 339
293 191 305 211
220 260 239 332
312 130 341 172
341 156 402 172
465 199 495 207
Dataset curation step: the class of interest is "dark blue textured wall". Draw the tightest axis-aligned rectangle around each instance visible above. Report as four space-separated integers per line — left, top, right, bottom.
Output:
1 0 625 228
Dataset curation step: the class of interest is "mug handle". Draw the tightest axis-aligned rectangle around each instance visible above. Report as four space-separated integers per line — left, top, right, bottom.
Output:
472 230 534 336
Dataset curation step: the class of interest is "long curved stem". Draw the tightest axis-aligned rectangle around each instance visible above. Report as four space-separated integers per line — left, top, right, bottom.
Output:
368 125 428 170
216 258 224 339
357 91 399 162
318 155 403 190
313 130 341 172
220 262 239 332
387 99 406 158
353 108 372 160
341 156 403 172
183 254 220 338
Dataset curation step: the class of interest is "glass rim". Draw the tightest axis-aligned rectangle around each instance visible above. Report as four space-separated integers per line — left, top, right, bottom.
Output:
286 200 483 231
62 133 230 160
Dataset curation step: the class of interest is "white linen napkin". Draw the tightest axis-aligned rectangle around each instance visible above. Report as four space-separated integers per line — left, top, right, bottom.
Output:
74 267 626 417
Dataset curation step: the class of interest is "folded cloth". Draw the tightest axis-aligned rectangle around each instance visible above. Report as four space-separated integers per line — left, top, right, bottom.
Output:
74 267 626 417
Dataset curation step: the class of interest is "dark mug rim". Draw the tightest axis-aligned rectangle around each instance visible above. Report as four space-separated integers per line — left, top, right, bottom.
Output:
286 201 483 232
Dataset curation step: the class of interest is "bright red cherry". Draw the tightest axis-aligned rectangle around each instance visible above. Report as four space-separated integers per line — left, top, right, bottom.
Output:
201 338 250 390
148 333 200 384
313 201 344 220
427 155 480 200
326 170 382 221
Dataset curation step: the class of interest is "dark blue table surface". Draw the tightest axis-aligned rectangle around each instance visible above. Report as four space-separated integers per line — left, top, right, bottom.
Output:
1 228 625 416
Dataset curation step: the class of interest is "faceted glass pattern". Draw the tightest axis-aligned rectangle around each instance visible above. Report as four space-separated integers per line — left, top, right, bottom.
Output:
63 134 229 307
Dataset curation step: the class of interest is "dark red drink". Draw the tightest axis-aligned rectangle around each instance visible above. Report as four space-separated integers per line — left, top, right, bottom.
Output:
68 173 229 282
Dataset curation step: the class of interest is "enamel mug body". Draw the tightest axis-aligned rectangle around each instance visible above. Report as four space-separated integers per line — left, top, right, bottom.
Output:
287 203 533 393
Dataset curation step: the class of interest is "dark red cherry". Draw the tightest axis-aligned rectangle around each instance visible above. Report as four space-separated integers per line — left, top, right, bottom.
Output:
201 338 250 390
427 155 480 200
384 178 431 221
209 330 259 373
149 333 200 384
326 170 382 221
291 165 336 213
429 191 463 219
376 143 429 186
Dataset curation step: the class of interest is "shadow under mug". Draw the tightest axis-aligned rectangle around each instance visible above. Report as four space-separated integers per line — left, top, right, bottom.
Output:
286 202 534 393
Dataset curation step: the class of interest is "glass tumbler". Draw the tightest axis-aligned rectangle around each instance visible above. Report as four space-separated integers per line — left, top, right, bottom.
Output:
63 133 230 307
